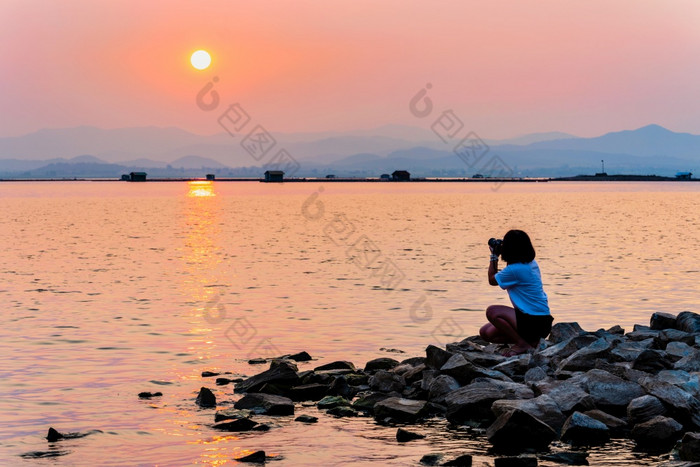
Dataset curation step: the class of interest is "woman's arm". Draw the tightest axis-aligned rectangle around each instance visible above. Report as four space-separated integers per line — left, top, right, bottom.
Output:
488 254 499 286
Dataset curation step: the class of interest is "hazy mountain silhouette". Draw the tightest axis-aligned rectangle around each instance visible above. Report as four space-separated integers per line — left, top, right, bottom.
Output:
0 124 696 177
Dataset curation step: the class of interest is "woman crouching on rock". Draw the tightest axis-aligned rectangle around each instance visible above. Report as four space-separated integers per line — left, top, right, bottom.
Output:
480 229 553 356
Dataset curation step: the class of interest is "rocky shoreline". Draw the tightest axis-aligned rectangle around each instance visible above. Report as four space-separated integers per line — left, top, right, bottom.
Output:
45 311 700 465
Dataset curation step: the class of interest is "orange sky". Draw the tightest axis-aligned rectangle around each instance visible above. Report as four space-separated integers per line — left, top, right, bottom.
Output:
1 0 699 138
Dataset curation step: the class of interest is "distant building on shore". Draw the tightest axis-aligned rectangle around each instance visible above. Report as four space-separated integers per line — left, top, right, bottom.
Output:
264 170 284 182
380 173 391 180
392 170 410 181
129 172 147 181
675 171 693 180
206 174 216 181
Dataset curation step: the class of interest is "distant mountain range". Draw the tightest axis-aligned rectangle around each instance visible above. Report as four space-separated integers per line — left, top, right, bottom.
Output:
0 124 696 178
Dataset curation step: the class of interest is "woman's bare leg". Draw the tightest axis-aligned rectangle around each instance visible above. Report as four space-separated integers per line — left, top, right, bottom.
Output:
479 305 533 352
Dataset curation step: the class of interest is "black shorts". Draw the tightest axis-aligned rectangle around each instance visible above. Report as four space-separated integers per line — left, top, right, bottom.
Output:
515 307 553 343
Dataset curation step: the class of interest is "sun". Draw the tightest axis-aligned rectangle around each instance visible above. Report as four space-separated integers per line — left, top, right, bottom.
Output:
191 50 211 70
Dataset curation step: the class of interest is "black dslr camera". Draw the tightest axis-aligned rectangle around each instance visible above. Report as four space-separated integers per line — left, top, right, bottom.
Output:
488 238 503 256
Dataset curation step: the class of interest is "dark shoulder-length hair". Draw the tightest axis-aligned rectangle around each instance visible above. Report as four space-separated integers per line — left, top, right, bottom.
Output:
501 229 536 264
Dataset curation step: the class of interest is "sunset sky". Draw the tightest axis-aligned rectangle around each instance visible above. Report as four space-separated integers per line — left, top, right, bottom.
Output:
1 1 699 139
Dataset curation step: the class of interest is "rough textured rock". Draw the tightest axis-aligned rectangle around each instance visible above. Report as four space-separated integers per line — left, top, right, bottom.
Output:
440 354 509 385
235 360 300 393
650 312 677 330
561 411 610 445
640 377 700 429
419 453 445 465
214 408 252 422
233 393 294 415
558 338 614 372
396 427 425 442
352 392 391 413
368 370 406 393
540 451 590 465
327 405 358 417
288 383 329 402
138 391 162 399
675 311 700 333
572 369 645 415
492 355 530 378
428 374 460 404
523 367 547 383
609 340 652 362
491 395 566 434
196 387 216 408
286 351 312 361
631 415 684 448
627 395 667 425
582 410 628 435
549 322 584 344
316 395 351 409
536 383 595 414
674 349 700 372
486 409 558 452
679 432 700 462
445 380 534 423
632 349 674 372
373 397 428 423
425 345 454 370
364 357 400 372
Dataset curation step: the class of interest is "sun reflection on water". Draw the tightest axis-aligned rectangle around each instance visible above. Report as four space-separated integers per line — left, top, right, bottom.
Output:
187 180 216 198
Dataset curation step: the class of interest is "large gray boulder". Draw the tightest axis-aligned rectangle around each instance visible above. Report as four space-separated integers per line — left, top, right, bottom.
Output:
486 409 558 452
632 349 675 373
373 397 428 423
627 395 667 425
535 381 595 414
440 354 510 385
640 377 700 429
674 349 700 372
445 379 534 423
558 338 614 372
571 369 645 415
428 375 460 404
631 415 684 449
609 339 653 362
491 394 566 433
425 345 454 370
561 411 610 445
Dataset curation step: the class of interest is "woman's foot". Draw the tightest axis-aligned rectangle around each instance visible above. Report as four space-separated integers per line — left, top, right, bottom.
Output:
501 344 533 357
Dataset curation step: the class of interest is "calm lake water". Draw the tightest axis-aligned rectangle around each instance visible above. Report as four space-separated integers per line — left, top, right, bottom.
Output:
1 181 698 465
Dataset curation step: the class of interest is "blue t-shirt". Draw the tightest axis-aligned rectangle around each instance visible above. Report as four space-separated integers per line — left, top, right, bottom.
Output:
495 260 550 316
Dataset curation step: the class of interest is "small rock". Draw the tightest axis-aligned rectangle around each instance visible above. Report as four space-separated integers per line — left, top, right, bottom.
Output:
558 338 613 372
214 408 252 423
202 371 220 377
442 453 473 466
540 451 589 465
235 450 266 463
288 383 329 402
491 395 566 434
364 357 400 372
235 360 300 393
327 406 357 417
248 358 267 365
679 432 700 462
523 367 547 383
216 378 232 385
650 312 677 330
396 427 425 442
329 375 353 398
212 418 258 432
419 453 445 465
561 411 610 445
631 415 684 449
674 349 700 372
295 414 318 423
313 361 356 372
494 456 537 467
46 427 64 442
428 375 460 404
287 351 312 361
196 387 216 408
234 393 294 415
252 424 270 431
582 410 628 435
138 391 162 399
317 395 351 409
352 392 391 413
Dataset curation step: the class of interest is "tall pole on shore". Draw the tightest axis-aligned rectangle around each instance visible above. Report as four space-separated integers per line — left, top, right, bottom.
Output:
601 159 605 174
